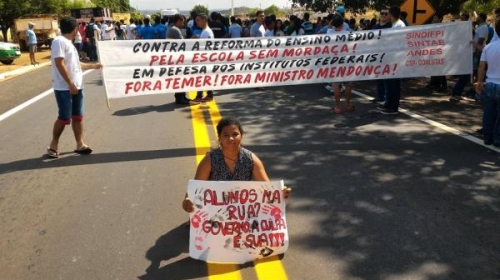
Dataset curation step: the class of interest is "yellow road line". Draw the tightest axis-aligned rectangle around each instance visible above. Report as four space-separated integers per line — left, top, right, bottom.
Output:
255 255 288 279
189 92 211 163
189 91 288 280
189 91 241 280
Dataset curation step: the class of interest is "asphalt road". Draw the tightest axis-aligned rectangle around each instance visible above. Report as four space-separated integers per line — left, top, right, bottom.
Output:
0 67 499 280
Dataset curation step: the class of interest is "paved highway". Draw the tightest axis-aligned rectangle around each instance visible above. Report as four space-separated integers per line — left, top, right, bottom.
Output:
0 67 499 280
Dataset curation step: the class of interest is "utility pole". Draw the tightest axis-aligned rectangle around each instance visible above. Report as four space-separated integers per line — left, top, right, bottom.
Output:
231 0 234 16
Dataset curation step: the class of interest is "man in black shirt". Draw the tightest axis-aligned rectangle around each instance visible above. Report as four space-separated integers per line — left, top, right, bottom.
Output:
209 12 227 38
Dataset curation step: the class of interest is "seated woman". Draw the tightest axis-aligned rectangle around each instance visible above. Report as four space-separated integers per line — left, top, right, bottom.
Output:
182 117 290 212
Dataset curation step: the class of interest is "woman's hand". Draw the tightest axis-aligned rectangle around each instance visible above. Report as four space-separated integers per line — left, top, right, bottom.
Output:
182 197 195 213
283 186 292 199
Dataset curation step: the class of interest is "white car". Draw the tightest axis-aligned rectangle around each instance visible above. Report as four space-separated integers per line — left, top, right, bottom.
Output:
0 42 21 65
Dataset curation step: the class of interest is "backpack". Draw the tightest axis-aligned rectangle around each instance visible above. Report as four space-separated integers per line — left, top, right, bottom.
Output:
115 25 123 37
85 23 95 38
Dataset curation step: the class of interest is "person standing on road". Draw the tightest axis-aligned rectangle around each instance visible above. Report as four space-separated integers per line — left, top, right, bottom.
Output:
371 8 392 103
26 22 38 66
378 5 406 115
476 20 500 146
46 16 102 158
85 18 99 61
450 12 488 101
228 16 242 38
490 8 500 43
328 15 355 114
167 14 192 105
138 17 158 39
192 14 215 103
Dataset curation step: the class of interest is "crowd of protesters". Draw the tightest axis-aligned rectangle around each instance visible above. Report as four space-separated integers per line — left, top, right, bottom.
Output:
73 6 500 144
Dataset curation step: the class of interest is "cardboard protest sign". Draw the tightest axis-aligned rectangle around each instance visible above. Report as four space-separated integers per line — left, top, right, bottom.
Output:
187 180 288 264
98 21 472 99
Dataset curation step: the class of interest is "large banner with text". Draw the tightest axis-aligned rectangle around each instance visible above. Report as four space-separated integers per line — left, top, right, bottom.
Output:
98 21 472 99
187 180 288 264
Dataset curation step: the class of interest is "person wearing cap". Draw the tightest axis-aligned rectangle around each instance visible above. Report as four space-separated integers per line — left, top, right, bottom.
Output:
46 16 102 158
26 22 38 65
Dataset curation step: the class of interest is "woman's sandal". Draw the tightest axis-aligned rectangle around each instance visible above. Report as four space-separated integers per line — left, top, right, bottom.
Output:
46 148 59 158
346 105 356 112
333 107 341 114
74 146 93 155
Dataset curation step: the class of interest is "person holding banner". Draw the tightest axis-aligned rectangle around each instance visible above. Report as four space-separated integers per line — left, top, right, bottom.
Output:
378 6 406 115
46 16 102 158
182 117 291 213
167 14 192 105
476 20 500 146
192 14 215 103
328 15 355 114
371 8 392 103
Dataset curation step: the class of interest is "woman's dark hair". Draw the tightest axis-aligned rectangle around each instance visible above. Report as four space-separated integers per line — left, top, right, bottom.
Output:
60 16 78 34
217 117 244 136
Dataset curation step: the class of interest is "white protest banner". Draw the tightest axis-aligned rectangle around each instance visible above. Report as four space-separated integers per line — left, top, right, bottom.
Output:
98 21 472 99
187 180 288 264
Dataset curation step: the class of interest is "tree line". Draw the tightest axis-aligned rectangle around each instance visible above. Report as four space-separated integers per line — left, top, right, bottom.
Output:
0 0 131 42
291 0 500 18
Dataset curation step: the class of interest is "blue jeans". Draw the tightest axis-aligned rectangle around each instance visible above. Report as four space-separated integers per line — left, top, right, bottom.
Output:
482 83 500 144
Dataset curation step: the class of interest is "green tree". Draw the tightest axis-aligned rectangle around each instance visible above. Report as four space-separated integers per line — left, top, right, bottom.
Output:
291 0 469 17
90 0 130 12
463 0 500 13
130 10 142 22
264 5 285 17
191 5 209 17
247 8 259 18
0 0 30 42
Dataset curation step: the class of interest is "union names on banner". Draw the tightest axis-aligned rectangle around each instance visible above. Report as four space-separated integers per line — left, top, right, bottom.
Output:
98 21 472 99
187 180 288 264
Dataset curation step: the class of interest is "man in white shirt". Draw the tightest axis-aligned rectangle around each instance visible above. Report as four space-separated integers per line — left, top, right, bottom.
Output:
126 19 136 40
476 20 500 146
47 16 102 158
100 21 111 40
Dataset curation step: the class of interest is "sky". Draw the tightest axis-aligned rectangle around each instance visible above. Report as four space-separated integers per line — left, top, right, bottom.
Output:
129 0 292 11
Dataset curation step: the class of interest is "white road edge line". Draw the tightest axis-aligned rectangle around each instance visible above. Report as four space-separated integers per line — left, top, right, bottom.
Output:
0 70 93 123
352 89 500 153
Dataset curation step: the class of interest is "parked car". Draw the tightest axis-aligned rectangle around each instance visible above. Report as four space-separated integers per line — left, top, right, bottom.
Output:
0 42 21 65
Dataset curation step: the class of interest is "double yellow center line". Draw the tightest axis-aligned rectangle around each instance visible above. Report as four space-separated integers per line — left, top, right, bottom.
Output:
188 92 288 280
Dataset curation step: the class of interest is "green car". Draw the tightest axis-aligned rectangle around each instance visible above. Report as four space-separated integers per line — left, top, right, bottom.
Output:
0 42 21 65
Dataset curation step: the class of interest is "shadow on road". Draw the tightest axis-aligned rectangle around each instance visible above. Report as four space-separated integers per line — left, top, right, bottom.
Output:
138 223 207 280
0 148 200 175
215 83 500 279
